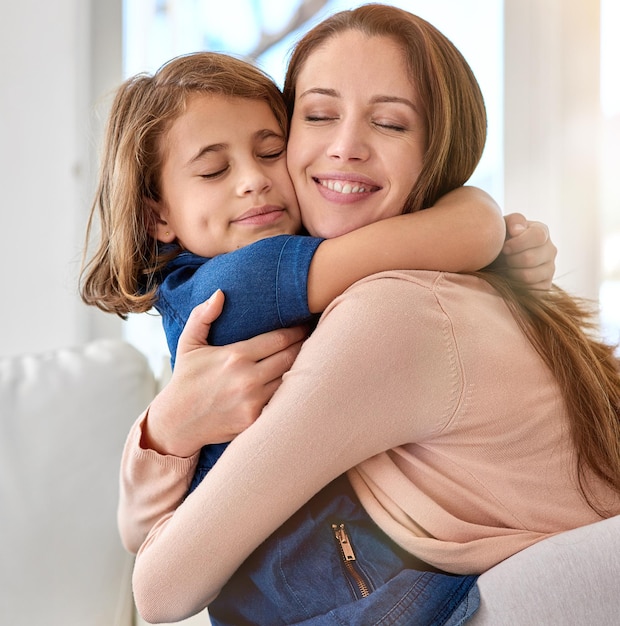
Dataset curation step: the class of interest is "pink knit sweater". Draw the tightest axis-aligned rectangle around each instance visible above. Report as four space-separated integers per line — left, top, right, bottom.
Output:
120 271 619 623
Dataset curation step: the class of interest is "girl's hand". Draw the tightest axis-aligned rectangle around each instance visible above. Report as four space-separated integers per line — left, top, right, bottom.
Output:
501 213 557 290
141 290 307 457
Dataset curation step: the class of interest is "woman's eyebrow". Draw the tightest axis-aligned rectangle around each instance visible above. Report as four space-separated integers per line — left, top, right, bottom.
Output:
298 89 418 113
298 87 339 100
370 95 420 113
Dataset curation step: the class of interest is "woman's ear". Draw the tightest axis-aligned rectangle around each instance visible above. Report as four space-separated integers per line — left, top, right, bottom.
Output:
144 197 176 243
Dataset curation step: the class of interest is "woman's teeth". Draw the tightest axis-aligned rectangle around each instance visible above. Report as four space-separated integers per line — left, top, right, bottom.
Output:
319 179 369 194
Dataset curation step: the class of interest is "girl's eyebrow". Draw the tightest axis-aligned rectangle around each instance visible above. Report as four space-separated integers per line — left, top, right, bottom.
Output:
188 143 226 166
187 129 284 166
254 128 285 142
298 88 418 113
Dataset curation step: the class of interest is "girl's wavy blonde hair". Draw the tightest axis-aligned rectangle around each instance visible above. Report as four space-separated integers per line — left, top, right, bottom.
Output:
80 52 287 315
284 4 620 513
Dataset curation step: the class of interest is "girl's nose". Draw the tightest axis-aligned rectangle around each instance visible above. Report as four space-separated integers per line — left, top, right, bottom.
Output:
237 163 272 196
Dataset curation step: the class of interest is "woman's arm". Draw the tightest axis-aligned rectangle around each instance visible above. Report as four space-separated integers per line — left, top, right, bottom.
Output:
140 292 308 458
307 186 505 312
118 414 197 554
132 273 459 623
118 293 308 552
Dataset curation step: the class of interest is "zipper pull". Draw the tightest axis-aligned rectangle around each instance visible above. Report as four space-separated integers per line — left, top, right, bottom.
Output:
332 523 356 561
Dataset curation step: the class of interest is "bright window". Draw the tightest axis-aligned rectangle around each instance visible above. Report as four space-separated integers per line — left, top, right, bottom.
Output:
600 0 620 348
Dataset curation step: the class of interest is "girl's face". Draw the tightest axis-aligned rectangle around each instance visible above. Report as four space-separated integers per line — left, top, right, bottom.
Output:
152 94 300 257
287 31 427 239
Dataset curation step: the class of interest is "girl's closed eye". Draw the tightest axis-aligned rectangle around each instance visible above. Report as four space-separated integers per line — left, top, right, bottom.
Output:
257 135 287 161
259 147 286 161
200 164 229 179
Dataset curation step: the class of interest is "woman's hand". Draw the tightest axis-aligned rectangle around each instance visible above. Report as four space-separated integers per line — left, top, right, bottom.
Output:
141 290 308 457
500 213 557 290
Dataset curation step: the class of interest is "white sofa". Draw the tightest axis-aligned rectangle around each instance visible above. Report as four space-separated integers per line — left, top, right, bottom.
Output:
1 339 618 626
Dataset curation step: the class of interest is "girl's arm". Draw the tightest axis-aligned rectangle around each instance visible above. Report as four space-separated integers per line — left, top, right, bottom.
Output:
307 185 505 312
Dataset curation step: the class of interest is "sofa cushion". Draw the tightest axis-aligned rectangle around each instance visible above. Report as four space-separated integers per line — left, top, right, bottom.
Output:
0 340 156 626
470 513 620 625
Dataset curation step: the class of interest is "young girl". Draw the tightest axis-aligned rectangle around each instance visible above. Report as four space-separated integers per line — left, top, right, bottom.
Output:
80 51 541 624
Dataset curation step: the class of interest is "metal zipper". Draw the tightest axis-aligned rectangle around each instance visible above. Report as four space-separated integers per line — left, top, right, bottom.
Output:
332 522 371 598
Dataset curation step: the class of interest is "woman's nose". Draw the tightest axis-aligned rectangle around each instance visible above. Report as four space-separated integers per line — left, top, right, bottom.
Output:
327 118 370 161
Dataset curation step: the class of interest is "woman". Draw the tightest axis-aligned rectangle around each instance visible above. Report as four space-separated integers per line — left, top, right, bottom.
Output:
123 6 609 625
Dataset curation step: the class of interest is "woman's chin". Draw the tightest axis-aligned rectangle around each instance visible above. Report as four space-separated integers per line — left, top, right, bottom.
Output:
305 223 357 239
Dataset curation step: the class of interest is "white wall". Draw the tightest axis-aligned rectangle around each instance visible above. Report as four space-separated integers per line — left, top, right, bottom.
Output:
0 0 123 357
504 0 601 300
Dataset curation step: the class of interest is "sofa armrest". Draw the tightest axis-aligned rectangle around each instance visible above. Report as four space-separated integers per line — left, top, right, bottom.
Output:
470 515 620 625
134 608 212 625
0 340 157 626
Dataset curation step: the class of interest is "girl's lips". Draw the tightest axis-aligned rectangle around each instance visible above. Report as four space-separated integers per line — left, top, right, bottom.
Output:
233 206 287 226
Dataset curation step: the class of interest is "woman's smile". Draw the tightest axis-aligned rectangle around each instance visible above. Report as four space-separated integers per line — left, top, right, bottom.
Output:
313 173 381 203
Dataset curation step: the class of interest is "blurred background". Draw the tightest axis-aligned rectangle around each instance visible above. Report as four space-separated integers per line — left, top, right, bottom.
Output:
1 0 618 370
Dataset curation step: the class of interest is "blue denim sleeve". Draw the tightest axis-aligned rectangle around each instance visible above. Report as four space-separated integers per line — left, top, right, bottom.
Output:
156 235 323 366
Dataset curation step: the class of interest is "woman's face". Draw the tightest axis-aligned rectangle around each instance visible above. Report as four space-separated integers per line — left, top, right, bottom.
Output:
287 31 427 239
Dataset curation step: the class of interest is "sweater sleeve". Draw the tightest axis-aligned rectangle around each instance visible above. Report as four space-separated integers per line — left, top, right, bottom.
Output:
132 271 462 624
117 412 199 554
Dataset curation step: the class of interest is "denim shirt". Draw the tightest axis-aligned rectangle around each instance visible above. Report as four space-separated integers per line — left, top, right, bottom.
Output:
155 234 323 368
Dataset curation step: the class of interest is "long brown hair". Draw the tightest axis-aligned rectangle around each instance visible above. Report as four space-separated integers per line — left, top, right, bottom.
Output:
283 4 487 214
80 52 287 316
481 272 620 513
285 4 620 512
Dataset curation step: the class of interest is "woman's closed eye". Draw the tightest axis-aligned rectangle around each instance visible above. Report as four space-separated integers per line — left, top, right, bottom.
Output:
302 111 408 131
374 121 407 132
304 114 337 123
